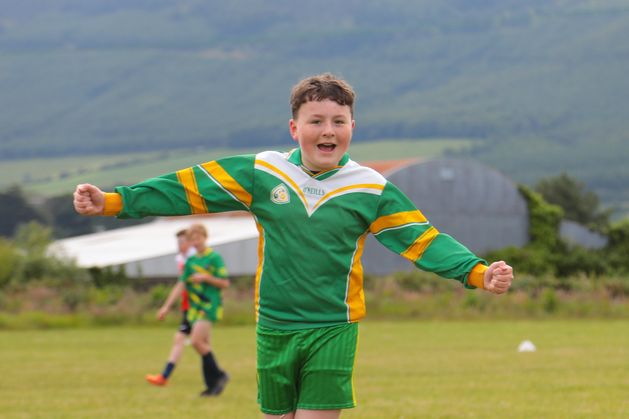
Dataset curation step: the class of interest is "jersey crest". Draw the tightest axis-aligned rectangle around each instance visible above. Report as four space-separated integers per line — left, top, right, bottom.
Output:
271 183 290 204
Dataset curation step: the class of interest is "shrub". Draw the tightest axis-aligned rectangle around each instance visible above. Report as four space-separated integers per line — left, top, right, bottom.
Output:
148 284 170 308
88 285 125 306
61 286 90 312
88 266 129 288
485 245 552 276
541 288 559 313
604 276 629 298
0 238 20 288
551 244 607 278
518 184 563 250
606 219 629 273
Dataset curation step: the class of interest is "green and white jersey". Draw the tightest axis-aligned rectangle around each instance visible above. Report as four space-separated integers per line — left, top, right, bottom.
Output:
180 247 228 320
108 148 486 330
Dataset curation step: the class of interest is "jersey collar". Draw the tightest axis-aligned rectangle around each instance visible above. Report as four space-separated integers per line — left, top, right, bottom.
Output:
196 247 213 257
287 148 350 179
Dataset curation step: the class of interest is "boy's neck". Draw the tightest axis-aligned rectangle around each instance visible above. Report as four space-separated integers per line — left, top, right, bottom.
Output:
288 148 350 174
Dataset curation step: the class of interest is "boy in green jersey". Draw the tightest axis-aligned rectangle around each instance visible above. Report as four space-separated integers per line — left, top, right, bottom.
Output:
156 223 230 396
74 73 514 418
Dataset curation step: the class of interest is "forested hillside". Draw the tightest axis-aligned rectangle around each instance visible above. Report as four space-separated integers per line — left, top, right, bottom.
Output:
1 0 628 209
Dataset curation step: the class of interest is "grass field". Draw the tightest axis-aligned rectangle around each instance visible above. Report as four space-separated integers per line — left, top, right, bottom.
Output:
1 320 627 418
0 139 473 197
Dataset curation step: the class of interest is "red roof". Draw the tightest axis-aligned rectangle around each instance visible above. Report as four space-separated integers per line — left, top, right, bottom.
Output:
360 158 420 175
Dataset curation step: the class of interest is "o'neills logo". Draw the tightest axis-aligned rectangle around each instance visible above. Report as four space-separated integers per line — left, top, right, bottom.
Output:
303 186 325 197
271 184 290 204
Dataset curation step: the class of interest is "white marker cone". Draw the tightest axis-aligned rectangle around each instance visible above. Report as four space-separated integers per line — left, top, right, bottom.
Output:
518 340 536 352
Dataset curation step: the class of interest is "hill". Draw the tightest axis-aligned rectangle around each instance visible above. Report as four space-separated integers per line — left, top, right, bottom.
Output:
0 0 628 211
0 139 473 197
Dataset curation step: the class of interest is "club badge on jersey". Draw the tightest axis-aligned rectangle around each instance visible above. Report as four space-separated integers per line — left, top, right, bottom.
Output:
271 183 290 204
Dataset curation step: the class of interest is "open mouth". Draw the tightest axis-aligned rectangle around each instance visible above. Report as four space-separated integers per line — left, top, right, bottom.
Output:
317 143 336 152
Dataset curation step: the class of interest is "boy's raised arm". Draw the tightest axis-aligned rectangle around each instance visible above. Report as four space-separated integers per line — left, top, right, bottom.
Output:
371 182 514 293
73 156 255 219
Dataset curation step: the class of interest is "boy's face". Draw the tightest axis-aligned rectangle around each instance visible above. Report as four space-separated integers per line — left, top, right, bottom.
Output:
189 232 206 251
289 99 354 172
177 236 191 254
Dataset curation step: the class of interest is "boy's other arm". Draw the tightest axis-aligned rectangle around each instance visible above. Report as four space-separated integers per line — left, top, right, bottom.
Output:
72 155 256 219
190 273 230 289
371 182 514 293
158 281 186 320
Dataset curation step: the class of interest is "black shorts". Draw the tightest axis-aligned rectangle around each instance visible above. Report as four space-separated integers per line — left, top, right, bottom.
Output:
178 311 192 335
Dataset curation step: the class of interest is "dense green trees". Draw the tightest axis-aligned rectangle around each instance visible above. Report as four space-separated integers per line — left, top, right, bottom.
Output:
0 186 152 240
0 222 89 288
534 173 611 231
486 182 628 277
0 187 46 237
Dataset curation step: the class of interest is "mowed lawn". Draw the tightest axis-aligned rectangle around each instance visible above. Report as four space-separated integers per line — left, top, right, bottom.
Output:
1 320 627 418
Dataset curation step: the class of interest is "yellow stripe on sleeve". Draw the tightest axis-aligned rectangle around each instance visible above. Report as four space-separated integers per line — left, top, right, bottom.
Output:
369 210 428 235
401 226 439 262
201 161 252 207
176 168 208 214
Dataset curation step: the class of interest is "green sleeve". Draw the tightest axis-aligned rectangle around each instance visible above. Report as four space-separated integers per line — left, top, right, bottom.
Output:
371 182 486 286
179 260 192 283
114 154 255 219
210 253 228 279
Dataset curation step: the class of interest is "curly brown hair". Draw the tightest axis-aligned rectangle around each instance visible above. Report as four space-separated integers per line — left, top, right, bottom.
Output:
290 73 356 119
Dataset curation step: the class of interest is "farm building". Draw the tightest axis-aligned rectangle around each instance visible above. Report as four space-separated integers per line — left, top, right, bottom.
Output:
50 213 260 279
51 158 529 279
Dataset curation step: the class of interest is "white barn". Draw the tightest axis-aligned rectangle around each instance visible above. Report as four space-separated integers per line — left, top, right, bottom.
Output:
50 213 259 278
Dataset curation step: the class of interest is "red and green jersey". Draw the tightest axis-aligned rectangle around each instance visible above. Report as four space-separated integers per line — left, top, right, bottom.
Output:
176 250 194 311
105 148 487 330
180 247 228 320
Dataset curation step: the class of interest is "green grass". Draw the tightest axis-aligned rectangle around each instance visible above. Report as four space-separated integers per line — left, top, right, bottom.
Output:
2 139 473 197
1 320 627 418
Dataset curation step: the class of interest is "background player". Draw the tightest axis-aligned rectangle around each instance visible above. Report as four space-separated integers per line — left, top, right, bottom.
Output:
145 228 196 386
155 223 230 396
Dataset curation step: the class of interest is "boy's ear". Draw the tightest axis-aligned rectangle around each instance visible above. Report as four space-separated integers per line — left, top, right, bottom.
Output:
289 119 298 140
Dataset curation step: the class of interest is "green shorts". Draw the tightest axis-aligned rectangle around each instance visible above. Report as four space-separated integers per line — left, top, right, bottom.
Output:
256 322 359 415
